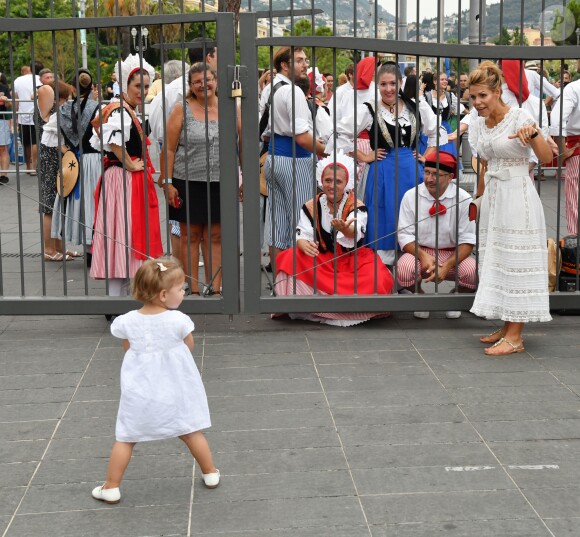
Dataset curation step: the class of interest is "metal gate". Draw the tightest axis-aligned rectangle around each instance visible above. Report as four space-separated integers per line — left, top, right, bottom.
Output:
238 11 580 315
0 10 241 315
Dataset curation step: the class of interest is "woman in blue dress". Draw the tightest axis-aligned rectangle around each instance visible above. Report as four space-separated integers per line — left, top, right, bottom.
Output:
330 62 438 266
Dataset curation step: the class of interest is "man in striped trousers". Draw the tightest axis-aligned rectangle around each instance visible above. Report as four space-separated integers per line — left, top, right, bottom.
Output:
264 46 326 263
396 151 476 319
550 75 580 237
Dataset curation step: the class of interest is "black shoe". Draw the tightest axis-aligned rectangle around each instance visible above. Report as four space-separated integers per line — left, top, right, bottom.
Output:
0 176 8 184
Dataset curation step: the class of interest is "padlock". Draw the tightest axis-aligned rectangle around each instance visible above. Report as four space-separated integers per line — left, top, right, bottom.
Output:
231 80 242 98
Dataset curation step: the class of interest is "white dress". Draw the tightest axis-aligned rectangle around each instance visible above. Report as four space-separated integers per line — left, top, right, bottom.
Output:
469 107 551 323
111 310 211 442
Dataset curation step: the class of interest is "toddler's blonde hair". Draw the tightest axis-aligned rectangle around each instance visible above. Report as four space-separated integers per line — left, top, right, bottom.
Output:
132 257 185 303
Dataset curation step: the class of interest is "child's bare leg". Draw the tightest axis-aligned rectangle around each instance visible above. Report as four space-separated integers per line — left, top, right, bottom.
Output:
104 441 136 488
179 431 215 474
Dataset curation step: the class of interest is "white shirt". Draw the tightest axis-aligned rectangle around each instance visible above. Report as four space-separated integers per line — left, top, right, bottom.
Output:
329 82 377 126
148 76 189 143
549 79 580 137
296 193 368 249
525 69 559 100
327 97 438 155
40 111 61 147
327 80 353 122
13 74 41 125
268 73 312 137
89 106 139 152
398 182 475 250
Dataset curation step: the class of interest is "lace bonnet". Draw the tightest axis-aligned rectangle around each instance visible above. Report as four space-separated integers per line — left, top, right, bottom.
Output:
316 150 356 191
115 54 156 94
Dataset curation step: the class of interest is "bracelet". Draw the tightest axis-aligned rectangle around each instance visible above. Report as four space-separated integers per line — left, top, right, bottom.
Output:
163 178 173 184
530 130 539 140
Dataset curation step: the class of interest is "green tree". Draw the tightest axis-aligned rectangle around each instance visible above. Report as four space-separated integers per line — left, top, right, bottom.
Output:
490 26 511 45
510 26 529 46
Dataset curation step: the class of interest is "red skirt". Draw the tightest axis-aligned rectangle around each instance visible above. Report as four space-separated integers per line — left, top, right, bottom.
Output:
275 246 394 295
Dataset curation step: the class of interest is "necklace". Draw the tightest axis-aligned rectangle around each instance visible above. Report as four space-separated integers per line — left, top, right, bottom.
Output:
382 100 398 114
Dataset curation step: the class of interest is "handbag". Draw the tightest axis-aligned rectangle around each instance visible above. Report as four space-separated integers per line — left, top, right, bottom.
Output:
468 196 481 222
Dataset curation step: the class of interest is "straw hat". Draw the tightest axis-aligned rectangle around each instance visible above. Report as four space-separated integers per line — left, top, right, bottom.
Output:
56 150 80 197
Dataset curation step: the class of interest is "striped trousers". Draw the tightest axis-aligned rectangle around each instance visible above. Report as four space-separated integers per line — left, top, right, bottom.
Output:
397 247 477 290
265 154 314 250
565 155 579 236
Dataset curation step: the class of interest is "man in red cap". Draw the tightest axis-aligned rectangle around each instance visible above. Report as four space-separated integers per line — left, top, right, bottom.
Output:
397 151 476 319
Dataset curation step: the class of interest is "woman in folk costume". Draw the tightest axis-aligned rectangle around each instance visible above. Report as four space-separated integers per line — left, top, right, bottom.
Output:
50 70 102 256
330 62 438 267
273 151 394 326
90 55 163 296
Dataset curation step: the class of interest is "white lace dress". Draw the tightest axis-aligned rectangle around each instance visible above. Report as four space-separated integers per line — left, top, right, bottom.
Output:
469 107 551 322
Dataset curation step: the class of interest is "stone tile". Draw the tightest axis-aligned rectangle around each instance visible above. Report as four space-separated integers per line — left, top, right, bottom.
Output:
54 417 115 439
0 440 48 463
0 402 68 422
0 487 26 516
370 519 552 537
0 516 9 535
0 373 83 391
312 349 422 365
0 387 76 406
345 442 497 469
523 487 580 518
215 447 347 475
331 404 465 427
32 454 194 485
204 339 311 356
205 427 341 452
19 478 192 514
194 527 371 537
474 419 580 442
361 490 537 525
0 461 37 487
210 407 332 431
447 385 580 405
430 357 546 374
320 374 444 393
204 378 322 397
338 422 481 447
410 336 483 350
0 358 88 376
72 384 120 402
488 439 580 465
202 364 317 382
194 469 355 503
203 352 313 369
0 420 56 442
437 371 561 389
326 386 454 408
460 401 580 422
316 362 430 378
0 338 101 352
5 505 189 537
353 465 515 495
63 400 118 419
189 496 366 534
551 370 580 385
506 460 580 489
207 392 327 413
308 338 413 353
544 518 580 535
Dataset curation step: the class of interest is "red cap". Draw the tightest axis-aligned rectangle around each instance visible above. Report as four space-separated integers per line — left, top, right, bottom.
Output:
424 151 457 174
356 56 379 90
502 60 530 103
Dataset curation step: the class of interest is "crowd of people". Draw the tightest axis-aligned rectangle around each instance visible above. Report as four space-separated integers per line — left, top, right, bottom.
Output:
0 47 578 345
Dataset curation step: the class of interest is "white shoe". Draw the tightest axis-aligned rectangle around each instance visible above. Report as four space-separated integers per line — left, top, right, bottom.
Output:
446 311 462 319
413 311 430 319
92 485 121 504
202 468 220 489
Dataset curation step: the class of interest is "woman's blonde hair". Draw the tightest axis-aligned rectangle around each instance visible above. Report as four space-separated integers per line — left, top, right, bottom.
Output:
467 60 503 94
132 257 185 303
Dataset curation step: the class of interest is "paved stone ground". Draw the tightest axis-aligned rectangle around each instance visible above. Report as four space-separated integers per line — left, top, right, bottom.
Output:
1 311 580 537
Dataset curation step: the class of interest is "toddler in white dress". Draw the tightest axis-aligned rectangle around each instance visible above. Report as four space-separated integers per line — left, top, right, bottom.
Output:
91 258 219 504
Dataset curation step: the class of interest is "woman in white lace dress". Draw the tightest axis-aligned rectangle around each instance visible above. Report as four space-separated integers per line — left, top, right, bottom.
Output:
468 61 553 356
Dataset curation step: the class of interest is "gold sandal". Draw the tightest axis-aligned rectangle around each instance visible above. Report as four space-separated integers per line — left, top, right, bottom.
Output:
480 327 505 344
484 337 525 356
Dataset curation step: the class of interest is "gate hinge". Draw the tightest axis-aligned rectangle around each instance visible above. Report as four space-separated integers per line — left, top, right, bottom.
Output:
228 65 247 99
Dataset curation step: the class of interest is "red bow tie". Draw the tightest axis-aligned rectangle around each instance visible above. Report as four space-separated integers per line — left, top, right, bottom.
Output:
429 201 447 217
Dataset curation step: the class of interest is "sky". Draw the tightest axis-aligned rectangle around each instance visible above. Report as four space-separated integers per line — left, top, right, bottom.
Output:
378 0 501 23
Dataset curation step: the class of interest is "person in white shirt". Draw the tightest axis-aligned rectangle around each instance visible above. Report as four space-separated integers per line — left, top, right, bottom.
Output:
550 78 580 236
13 62 42 173
148 39 217 144
397 151 476 320
264 46 325 260
524 61 559 100
326 63 354 123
